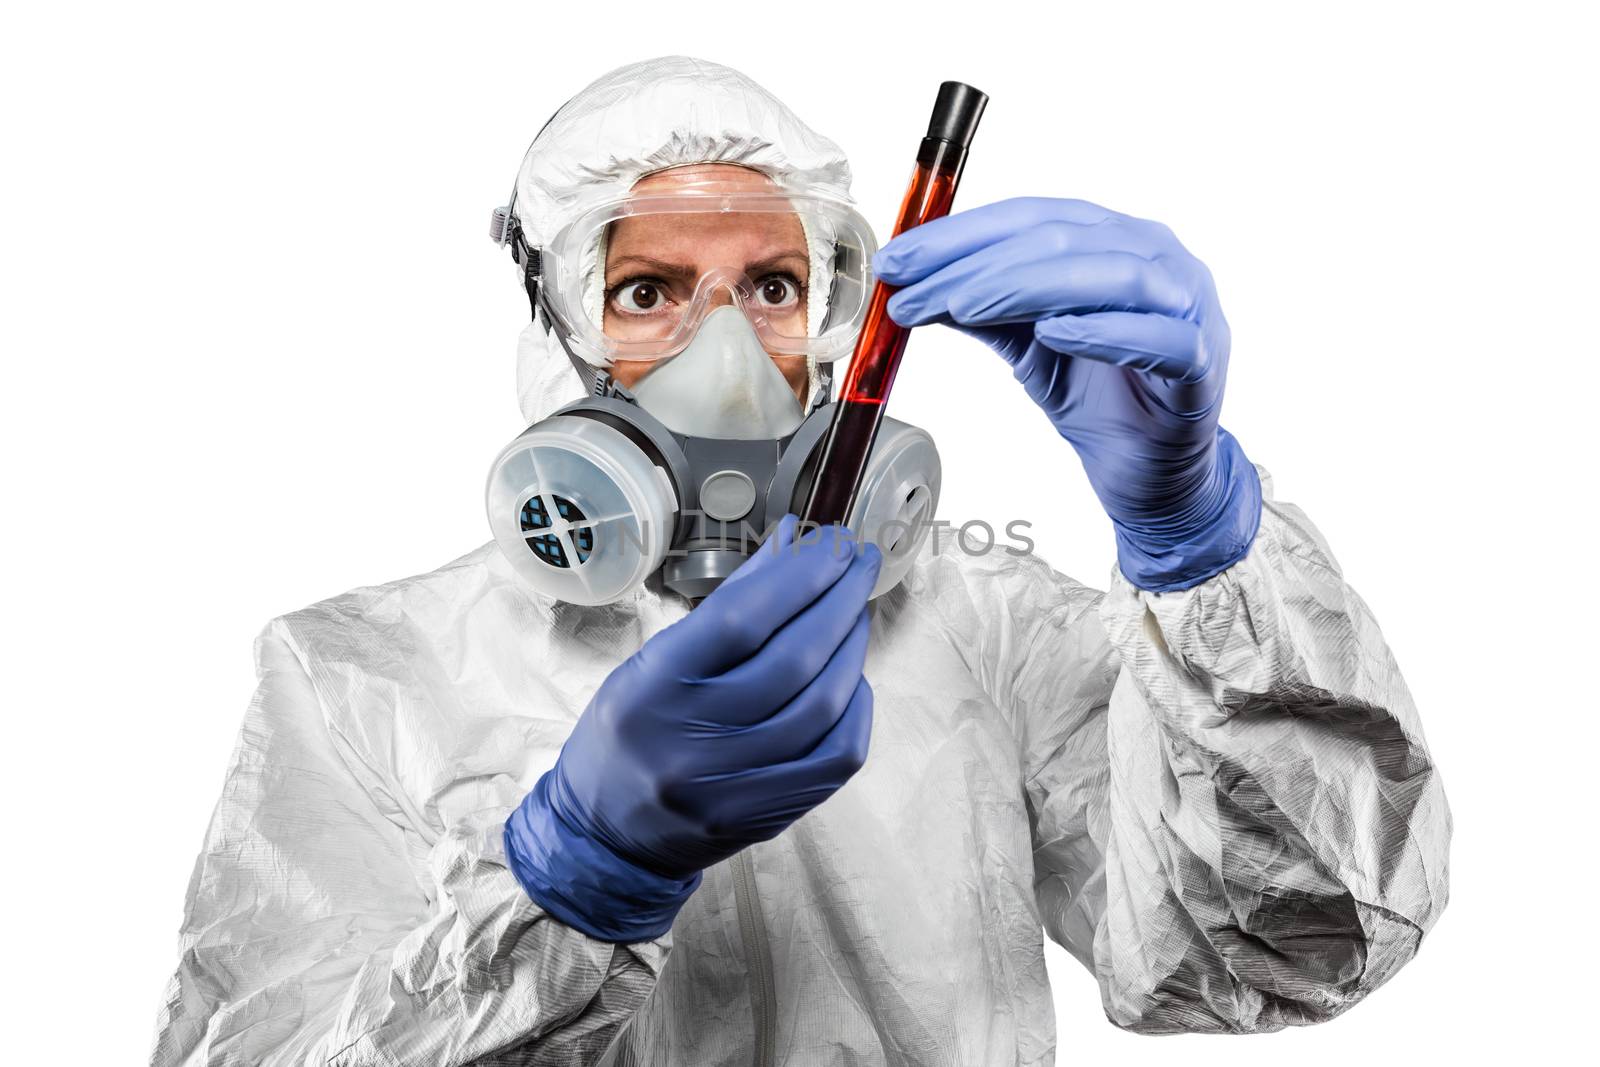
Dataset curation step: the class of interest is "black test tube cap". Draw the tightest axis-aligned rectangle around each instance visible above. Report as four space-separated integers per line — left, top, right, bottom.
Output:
925 82 988 148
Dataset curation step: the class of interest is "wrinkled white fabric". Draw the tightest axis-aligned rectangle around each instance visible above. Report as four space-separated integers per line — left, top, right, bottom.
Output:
151 56 1451 1066
149 477 1450 1064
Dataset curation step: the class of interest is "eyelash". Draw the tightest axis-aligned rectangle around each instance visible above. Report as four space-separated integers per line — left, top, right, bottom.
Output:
605 272 808 312
606 276 673 315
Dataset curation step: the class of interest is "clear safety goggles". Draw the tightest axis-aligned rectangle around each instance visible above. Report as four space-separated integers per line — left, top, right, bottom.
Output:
537 179 878 366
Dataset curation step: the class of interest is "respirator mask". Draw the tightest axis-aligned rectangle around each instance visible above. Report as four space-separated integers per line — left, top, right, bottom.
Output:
485 173 941 605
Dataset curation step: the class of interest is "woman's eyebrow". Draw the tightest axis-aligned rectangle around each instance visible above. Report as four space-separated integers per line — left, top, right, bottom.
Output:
745 251 810 277
604 254 698 280
605 250 810 280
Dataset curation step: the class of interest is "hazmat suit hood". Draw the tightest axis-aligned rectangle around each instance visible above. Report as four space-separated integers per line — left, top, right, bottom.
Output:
509 56 856 426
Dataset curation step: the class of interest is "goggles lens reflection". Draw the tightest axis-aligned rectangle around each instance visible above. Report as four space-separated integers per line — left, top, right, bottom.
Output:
543 183 876 364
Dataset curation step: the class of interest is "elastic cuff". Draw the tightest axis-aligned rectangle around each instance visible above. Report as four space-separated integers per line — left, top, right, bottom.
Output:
504 772 701 943
1113 430 1263 592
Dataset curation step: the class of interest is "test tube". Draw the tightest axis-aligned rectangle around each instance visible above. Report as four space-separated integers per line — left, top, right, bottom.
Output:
800 81 987 529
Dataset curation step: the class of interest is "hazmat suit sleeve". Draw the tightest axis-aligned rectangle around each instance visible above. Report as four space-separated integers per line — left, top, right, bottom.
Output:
933 469 1450 1033
149 619 664 1066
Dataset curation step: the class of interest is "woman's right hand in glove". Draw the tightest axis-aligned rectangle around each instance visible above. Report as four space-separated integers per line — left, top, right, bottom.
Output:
504 515 881 942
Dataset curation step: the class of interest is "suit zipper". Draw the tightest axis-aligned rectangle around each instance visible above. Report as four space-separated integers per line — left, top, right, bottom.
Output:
730 849 776 1067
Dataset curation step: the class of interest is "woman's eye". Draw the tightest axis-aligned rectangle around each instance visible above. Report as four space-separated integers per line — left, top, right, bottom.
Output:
754 275 802 308
611 280 670 314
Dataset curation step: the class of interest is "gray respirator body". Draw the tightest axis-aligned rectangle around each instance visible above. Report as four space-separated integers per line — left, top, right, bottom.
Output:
484 176 940 605
485 384 940 605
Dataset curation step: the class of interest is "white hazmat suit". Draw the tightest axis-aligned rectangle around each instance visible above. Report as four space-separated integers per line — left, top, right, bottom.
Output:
151 56 1451 1066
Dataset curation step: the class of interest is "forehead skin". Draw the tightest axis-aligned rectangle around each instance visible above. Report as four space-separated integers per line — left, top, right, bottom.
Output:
604 163 809 284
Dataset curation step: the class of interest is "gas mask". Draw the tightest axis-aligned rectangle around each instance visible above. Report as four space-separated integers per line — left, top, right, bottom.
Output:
485 170 941 605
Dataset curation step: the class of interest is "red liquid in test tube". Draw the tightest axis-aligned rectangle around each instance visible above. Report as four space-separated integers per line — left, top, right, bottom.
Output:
801 81 987 529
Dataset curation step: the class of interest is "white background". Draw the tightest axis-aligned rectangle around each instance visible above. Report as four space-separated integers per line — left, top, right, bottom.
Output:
3 2 1595 1062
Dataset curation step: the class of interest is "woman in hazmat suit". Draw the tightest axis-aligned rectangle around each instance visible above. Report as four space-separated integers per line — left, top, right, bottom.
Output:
150 56 1450 1066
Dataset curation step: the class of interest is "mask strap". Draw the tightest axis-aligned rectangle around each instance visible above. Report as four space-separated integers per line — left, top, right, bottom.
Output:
811 362 833 412
538 285 624 398
802 242 852 412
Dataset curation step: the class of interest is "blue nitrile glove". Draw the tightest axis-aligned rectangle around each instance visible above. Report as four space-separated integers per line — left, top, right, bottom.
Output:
873 197 1262 592
505 516 882 943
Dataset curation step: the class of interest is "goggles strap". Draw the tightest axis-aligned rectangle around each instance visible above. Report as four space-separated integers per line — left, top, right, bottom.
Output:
495 206 617 399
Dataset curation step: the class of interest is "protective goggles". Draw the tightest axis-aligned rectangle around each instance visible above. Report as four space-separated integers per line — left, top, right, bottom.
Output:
535 179 878 366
